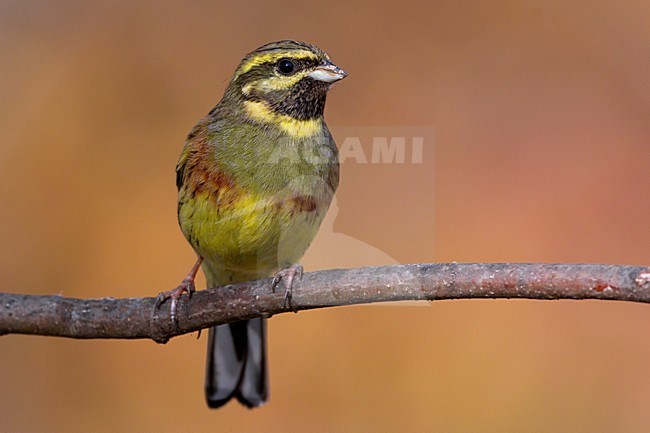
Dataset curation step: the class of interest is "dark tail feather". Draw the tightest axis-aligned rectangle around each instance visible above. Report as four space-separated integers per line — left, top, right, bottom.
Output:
235 318 268 407
204 318 268 409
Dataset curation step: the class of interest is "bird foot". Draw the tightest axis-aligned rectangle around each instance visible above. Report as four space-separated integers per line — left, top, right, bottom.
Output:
272 264 303 310
155 277 196 331
155 256 203 331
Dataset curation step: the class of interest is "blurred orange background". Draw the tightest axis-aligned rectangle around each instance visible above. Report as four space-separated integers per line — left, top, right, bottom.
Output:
1 1 649 432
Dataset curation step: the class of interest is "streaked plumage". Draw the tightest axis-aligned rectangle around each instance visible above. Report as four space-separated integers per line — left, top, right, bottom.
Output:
173 40 346 408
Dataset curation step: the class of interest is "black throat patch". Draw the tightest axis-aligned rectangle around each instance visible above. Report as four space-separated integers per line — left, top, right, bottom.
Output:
241 77 329 121
268 78 329 120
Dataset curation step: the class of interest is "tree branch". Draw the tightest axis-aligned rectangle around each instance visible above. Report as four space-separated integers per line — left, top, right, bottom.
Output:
1 263 648 343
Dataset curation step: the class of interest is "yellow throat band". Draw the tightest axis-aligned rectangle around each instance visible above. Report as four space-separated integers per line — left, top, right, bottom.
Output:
244 100 322 139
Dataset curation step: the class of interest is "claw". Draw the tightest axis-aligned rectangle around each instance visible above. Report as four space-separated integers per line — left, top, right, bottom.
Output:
154 256 203 331
155 277 196 330
272 264 303 310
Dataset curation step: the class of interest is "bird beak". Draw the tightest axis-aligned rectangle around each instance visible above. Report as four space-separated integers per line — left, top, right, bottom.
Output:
309 60 348 83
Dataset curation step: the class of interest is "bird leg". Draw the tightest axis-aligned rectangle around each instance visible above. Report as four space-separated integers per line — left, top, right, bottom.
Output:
155 256 203 330
271 263 303 310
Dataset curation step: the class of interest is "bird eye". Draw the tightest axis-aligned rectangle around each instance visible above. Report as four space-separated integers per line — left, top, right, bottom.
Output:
277 59 295 75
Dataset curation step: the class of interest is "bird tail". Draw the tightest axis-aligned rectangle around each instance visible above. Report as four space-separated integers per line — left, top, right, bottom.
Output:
202 265 269 409
204 318 268 409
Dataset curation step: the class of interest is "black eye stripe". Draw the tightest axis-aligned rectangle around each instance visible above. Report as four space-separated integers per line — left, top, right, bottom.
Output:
248 57 319 74
236 58 321 86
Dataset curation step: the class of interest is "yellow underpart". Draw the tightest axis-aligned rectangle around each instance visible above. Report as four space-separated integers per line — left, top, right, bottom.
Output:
237 50 318 76
182 192 276 273
179 190 324 281
244 100 322 138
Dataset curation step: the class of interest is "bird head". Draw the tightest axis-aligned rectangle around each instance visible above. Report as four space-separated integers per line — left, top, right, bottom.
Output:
220 40 347 128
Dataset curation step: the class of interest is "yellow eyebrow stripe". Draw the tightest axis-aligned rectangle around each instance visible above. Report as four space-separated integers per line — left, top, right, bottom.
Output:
237 50 318 75
244 100 322 138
